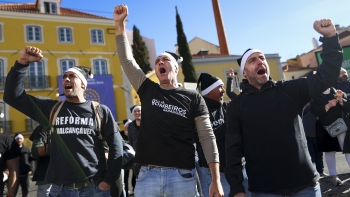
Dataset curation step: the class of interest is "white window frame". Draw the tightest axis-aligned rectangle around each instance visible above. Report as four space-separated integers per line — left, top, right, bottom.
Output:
89 28 105 45
60 59 75 75
44 2 57 14
0 57 8 75
56 56 78 75
24 24 44 43
90 56 110 75
57 27 73 44
224 69 240 91
0 23 4 42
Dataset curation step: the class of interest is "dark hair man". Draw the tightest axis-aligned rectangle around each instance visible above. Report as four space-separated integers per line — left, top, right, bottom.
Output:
4 46 123 197
14 134 33 197
225 19 342 197
196 73 250 197
114 4 223 197
0 134 20 196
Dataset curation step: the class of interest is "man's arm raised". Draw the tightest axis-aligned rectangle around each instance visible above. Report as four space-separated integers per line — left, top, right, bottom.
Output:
114 4 146 92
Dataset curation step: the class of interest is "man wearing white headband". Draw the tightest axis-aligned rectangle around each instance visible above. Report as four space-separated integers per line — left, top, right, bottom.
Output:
225 19 343 197
115 4 223 197
4 46 123 196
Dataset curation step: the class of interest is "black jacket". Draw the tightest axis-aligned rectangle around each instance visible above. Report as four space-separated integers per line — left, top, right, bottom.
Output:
310 88 350 152
128 120 139 150
29 125 50 182
18 145 33 176
196 97 227 172
225 34 343 196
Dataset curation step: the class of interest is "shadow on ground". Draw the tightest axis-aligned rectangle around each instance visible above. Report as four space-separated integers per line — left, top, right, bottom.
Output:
321 173 350 197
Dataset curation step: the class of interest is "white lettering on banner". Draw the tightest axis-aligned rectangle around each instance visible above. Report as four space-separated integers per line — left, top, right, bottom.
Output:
151 99 187 117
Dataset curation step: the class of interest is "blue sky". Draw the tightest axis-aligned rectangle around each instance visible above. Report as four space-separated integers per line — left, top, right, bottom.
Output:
7 0 350 62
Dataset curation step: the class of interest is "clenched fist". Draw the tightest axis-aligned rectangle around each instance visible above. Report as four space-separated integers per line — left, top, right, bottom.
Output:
18 46 43 65
313 19 336 38
114 4 128 23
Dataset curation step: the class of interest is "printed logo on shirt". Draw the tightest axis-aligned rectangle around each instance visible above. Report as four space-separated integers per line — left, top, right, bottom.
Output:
152 99 187 117
211 119 224 130
54 116 94 135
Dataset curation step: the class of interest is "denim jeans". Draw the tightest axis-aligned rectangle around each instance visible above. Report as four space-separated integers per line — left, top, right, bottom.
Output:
134 166 197 197
306 136 324 173
195 162 251 197
49 180 110 197
37 183 52 197
250 183 321 197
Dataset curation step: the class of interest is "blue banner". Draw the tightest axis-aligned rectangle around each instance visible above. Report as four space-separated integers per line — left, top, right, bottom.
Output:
58 75 117 120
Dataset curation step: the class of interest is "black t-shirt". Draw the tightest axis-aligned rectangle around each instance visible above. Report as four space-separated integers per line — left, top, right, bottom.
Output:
0 134 21 191
45 101 115 184
135 78 208 168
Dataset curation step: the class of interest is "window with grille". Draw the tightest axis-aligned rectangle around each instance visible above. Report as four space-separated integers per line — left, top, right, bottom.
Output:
26 26 42 42
58 27 72 43
91 29 104 44
60 59 75 75
93 60 107 75
28 61 45 88
44 2 57 14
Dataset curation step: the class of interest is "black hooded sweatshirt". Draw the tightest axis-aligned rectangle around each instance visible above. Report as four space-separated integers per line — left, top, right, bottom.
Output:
225 34 343 196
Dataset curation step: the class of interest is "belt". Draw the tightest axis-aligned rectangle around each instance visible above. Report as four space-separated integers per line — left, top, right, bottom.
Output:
62 177 103 189
141 164 192 171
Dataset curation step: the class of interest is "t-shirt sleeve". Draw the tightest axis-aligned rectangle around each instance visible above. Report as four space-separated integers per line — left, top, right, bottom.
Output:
4 138 21 161
193 94 209 118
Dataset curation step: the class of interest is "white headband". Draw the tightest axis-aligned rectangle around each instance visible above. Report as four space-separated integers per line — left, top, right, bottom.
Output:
201 79 224 96
15 134 24 140
65 68 87 90
239 49 262 76
124 120 132 127
132 106 141 114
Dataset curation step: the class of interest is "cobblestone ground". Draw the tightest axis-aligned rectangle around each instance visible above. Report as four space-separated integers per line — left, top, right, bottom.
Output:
321 173 350 197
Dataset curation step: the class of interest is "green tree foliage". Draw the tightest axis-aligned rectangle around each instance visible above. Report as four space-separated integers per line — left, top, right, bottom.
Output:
175 7 197 82
132 25 152 74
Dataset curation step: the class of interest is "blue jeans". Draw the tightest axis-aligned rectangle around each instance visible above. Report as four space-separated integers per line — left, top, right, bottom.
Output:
134 166 197 197
306 136 324 173
49 180 110 197
37 183 52 197
195 163 251 197
251 183 321 197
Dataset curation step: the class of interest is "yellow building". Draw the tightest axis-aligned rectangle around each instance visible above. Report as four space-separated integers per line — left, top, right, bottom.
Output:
0 0 156 146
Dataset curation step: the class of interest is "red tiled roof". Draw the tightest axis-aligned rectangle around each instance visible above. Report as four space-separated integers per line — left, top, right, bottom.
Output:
0 3 111 20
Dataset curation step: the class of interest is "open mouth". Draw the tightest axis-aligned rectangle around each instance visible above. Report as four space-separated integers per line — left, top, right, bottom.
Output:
159 67 166 74
65 85 72 89
257 68 266 75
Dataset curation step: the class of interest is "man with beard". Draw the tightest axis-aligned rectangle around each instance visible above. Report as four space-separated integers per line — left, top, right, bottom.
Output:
14 134 33 197
195 73 250 197
4 46 123 197
333 68 350 99
114 4 223 197
128 105 141 151
0 134 20 196
127 105 140 193
225 19 342 197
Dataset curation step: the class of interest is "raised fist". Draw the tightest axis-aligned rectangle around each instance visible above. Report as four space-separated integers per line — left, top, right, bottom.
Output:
228 68 234 78
313 19 336 38
18 46 43 65
114 4 128 23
